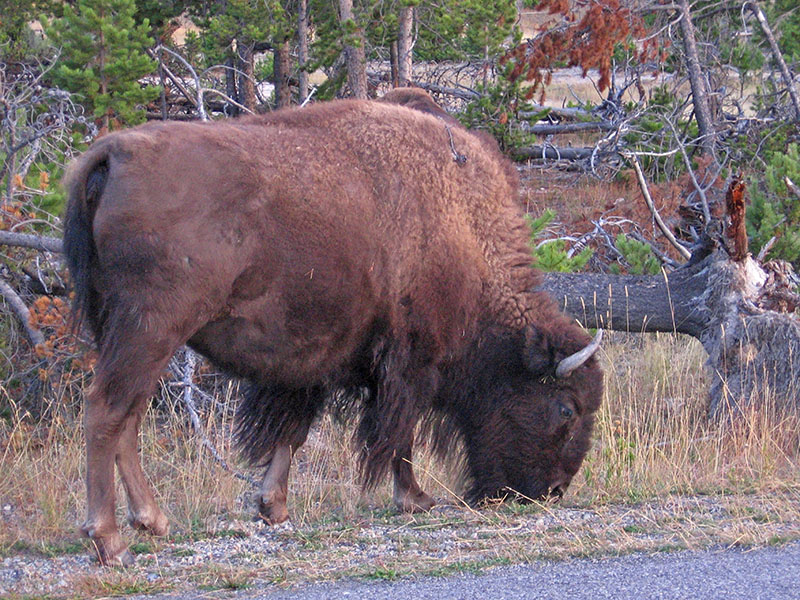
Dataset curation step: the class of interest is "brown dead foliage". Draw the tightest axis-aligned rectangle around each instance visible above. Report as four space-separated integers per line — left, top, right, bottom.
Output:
519 155 727 269
504 0 665 102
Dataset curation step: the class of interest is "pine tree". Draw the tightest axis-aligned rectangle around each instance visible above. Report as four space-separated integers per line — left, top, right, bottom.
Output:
46 0 159 129
1 0 45 61
187 0 290 109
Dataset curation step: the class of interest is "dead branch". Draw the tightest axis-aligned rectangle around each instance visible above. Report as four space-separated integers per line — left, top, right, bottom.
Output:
756 236 777 262
0 231 63 253
145 112 197 121
412 81 480 101
626 153 692 260
154 46 208 121
786 177 800 202
169 348 259 488
744 2 800 122
0 275 44 347
522 121 616 135
147 47 201 112
519 104 595 121
512 145 597 161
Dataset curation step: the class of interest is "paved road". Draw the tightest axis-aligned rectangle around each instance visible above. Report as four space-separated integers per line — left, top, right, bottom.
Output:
234 542 799 600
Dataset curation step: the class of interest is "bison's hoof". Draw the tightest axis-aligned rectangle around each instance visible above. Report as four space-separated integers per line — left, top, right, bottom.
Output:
81 524 134 567
128 509 170 537
257 497 290 525
395 490 436 513
108 548 136 568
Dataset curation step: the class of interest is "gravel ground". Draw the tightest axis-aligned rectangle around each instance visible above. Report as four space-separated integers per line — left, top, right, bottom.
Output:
2 492 799 598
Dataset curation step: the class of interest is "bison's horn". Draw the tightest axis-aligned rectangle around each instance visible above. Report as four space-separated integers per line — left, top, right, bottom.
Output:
555 330 603 379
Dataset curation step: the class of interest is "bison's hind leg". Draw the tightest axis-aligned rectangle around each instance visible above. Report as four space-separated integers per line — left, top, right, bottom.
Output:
258 443 296 525
83 310 187 565
116 410 170 536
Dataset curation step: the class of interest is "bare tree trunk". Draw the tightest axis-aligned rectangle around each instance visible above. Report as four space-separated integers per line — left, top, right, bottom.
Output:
339 0 368 99
274 39 291 109
225 56 239 116
678 0 716 158
297 0 309 104
238 43 257 112
390 41 399 88
540 253 800 416
397 6 414 87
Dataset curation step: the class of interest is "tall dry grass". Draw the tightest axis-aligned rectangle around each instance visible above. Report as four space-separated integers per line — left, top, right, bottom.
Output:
1 333 798 558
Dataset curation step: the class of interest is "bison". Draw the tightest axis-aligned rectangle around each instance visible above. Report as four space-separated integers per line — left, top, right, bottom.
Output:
63 97 603 566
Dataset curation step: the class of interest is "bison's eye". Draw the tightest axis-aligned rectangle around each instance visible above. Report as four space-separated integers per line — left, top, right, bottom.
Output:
558 403 574 419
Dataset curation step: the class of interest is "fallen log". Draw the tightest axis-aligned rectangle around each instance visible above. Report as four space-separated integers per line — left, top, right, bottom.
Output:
512 145 597 161
540 252 800 416
523 121 616 135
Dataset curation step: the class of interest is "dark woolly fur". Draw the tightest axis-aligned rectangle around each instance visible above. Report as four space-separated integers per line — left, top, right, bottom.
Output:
236 337 432 492
236 383 326 467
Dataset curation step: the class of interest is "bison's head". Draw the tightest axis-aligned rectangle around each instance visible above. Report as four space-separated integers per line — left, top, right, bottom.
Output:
446 325 603 504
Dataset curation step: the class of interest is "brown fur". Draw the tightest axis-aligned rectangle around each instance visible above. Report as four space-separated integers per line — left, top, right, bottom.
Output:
63 99 603 564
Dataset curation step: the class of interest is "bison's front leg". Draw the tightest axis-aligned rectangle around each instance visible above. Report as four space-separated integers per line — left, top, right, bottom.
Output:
392 433 435 513
258 444 293 524
257 423 312 525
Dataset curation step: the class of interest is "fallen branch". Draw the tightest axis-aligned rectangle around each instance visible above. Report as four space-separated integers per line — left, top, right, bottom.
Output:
786 177 800 201
523 121 616 135
0 230 63 253
146 47 201 112
519 104 594 120
145 112 197 121
411 81 480 101
154 45 208 121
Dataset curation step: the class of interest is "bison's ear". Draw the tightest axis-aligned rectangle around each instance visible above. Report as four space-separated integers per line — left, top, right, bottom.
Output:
524 327 603 379
523 327 557 376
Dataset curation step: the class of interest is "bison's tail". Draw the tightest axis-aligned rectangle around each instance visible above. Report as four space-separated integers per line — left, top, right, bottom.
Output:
63 148 109 340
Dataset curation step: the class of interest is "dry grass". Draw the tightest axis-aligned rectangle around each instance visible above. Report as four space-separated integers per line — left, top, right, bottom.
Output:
1 333 799 597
